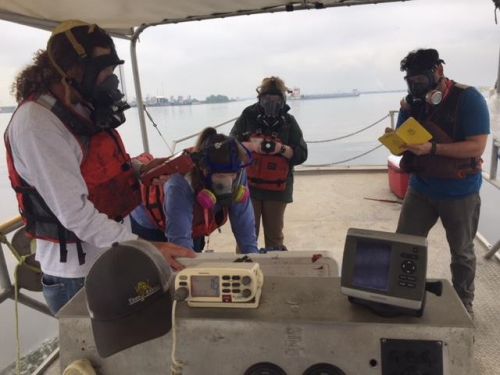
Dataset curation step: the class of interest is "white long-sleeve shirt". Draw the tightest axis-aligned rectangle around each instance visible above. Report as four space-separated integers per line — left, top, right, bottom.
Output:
7 98 138 278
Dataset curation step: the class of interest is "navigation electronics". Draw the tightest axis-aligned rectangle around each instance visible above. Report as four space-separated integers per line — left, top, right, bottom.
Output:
341 228 427 314
175 262 264 308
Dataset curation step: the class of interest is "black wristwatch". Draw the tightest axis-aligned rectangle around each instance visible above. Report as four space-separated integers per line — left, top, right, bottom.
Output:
430 141 437 155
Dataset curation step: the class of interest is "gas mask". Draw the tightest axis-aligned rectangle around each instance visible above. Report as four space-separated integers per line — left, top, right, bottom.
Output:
259 94 284 118
210 173 238 207
197 171 249 209
405 70 443 106
196 138 251 209
46 22 129 131
78 52 129 130
89 73 130 129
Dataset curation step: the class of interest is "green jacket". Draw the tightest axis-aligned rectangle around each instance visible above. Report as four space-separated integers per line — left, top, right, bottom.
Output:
230 103 308 203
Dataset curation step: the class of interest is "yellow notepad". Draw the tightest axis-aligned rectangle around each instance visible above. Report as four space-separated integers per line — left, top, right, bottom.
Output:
378 117 433 155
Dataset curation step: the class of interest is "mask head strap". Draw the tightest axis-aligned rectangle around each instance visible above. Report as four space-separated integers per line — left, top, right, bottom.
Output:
47 21 94 80
47 20 124 101
202 137 251 174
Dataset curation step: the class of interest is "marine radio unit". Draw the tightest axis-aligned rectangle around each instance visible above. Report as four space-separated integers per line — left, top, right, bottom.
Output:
174 262 264 308
341 228 428 314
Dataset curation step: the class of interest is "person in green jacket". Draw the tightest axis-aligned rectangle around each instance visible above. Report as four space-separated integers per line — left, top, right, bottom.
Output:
230 76 308 251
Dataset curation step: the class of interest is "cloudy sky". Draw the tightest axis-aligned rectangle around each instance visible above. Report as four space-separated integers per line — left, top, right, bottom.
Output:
0 0 498 106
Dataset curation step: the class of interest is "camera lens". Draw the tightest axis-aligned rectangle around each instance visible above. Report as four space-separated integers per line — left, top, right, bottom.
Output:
261 140 275 153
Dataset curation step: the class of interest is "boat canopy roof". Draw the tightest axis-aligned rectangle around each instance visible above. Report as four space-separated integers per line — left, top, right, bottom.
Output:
0 0 410 38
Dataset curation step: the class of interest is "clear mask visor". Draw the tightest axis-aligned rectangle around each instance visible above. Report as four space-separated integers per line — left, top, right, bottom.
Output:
406 75 433 98
211 173 237 205
259 94 284 118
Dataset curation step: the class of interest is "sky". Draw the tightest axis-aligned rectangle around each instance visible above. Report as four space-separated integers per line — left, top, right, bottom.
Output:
0 0 499 106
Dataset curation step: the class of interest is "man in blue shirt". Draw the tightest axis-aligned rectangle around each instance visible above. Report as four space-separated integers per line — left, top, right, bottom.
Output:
131 128 258 254
395 48 490 315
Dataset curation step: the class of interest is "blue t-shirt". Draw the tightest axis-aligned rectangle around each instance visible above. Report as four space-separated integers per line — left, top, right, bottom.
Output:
397 86 490 200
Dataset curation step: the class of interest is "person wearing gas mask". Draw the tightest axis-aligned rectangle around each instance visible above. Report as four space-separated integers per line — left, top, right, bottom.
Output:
230 77 308 251
393 48 490 316
130 127 259 253
5 20 194 315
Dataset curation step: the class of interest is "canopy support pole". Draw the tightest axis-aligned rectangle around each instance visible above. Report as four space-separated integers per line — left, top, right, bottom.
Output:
130 25 150 153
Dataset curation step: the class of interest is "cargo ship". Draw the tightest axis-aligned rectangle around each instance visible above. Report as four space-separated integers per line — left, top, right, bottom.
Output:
289 87 360 100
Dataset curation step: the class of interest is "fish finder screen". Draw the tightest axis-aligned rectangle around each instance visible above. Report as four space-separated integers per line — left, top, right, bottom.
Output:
352 240 391 292
191 276 220 297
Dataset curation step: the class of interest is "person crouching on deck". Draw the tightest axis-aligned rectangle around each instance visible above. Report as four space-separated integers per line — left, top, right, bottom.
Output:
131 128 259 254
4 20 193 315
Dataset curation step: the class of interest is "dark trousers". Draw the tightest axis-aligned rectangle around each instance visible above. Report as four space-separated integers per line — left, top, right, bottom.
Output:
130 216 167 242
396 188 480 307
131 216 204 252
251 198 287 249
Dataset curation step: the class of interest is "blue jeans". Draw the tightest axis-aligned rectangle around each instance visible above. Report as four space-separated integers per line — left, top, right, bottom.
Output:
41 274 85 315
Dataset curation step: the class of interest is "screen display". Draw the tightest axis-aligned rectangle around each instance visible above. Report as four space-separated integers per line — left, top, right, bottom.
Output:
351 240 391 292
191 275 220 297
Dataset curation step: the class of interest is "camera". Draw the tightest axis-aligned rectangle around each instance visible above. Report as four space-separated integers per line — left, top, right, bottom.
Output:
260 139 276 154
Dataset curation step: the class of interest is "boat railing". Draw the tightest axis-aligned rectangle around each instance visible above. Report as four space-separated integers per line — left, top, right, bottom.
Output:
0 216 59 375
0 216 51 316
154 110 400 167
301 112 396 168
170 116 239 154
489 136 499 181
148 110 500 179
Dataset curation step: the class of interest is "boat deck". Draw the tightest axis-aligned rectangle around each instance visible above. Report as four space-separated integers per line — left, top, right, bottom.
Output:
197 169 500 375
38 169 499 374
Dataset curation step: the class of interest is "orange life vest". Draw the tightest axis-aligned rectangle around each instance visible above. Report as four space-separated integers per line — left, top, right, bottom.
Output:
246 134 290 192
4 96 141 264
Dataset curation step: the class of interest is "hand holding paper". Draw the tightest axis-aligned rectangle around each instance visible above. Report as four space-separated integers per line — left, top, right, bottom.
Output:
378 117 433 155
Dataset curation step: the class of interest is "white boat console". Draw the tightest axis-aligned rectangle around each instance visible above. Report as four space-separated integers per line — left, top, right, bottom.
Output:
57 252 473 375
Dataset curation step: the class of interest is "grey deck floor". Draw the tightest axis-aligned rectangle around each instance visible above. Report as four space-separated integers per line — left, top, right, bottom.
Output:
210 169 500 375
40 170 499 374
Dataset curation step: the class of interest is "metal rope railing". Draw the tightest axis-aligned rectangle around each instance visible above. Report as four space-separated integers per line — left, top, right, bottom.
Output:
301 112 394 167
144 108 396 166
303 144 385 168
143 107 238 155
170 116 238 153
143 105 173 154
305 114 389 143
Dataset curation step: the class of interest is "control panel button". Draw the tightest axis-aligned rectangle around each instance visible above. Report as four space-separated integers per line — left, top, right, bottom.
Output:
232 289 241 294
406 276 416 282
232 275 241 280
222 275 230 280
232 282 241 287
401 260 417 274
398 281 407 287
222 289 231 293
399 275 408 281
406 282 416 288
179 281 187 286
241 289 252 298
241 276 252 285
179 275 188 280
401 253 418 260
222 282 230 287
